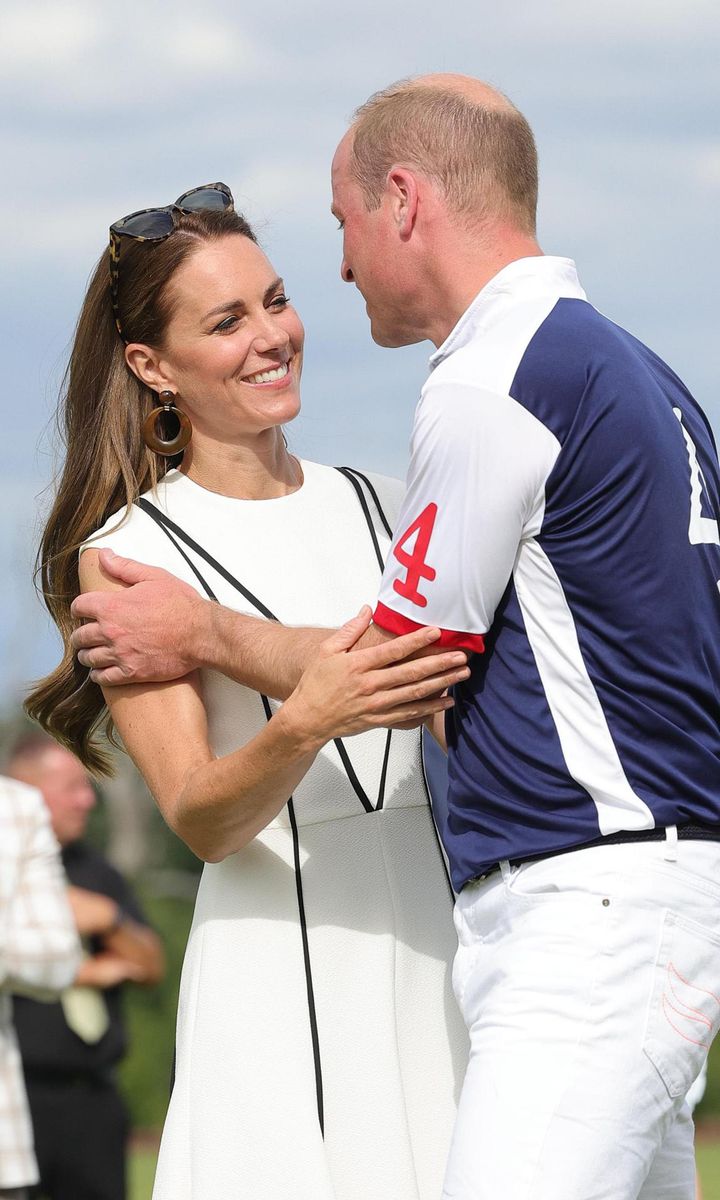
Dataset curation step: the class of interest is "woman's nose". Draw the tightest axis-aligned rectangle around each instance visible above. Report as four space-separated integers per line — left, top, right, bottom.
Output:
253 311 291 351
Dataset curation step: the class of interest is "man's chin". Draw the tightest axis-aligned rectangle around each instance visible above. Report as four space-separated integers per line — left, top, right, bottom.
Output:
370 319 423 349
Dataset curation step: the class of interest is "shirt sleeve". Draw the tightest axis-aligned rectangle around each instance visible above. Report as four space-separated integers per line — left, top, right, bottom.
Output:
1 788 82 999
374 379 561 651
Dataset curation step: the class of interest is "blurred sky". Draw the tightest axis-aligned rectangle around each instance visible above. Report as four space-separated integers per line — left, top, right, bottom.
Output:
1 0 718 708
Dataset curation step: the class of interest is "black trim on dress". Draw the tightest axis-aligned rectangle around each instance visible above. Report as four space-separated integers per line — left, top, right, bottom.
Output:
133 468 400 1135
337 466 394 540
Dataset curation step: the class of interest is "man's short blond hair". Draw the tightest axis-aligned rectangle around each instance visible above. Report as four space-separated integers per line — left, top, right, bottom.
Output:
350 80 538 234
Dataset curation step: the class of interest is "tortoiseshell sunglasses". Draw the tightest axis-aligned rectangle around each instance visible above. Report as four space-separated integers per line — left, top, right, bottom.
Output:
108 182 234 340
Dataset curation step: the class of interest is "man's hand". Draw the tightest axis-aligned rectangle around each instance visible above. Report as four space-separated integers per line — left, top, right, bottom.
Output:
71 550 209 685
75 952 145 989
67 885 165 986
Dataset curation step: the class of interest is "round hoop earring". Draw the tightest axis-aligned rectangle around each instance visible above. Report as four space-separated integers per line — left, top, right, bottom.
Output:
142 390 192 456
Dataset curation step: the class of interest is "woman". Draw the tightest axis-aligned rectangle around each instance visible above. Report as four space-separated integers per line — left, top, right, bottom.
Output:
27 184 469 1199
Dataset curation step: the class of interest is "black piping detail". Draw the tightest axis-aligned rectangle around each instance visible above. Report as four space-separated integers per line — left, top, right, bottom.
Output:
137 484 393 816
336 468 384 569
420 735 455 902
261 695 324 1136
135 497 326 1135
133 472 422 1128
138 493 392 816
137 502 219 601
335 468 394 811
375 726 393 813
136 498 274 618
333 740 374 814
337 466 393 539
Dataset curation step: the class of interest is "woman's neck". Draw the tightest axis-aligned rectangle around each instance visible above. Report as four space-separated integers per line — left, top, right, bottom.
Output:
178 431 302 500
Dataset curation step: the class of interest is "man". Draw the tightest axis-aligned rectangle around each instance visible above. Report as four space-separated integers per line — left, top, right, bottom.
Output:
6 734 164 1200
0 774 80 1200
69 76 720 1198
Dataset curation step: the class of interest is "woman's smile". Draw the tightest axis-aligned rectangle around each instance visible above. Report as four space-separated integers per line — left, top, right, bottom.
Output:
240 360 292 388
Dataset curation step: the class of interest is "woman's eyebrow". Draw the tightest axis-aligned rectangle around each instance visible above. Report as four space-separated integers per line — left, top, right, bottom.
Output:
204 297 246 320
203 279 284 322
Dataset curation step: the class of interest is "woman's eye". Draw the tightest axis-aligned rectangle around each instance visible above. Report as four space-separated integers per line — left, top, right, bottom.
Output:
215 315 239 333
270 294 290 310
336 220 344 231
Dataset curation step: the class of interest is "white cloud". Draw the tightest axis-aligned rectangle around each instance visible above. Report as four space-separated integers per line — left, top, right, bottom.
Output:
692 145 720 190
165 22 258 72
0 1 101 69
516 0 719 44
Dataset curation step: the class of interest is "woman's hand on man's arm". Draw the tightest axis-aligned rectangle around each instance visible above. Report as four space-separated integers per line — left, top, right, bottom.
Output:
70 548 465 705
79 551 469 862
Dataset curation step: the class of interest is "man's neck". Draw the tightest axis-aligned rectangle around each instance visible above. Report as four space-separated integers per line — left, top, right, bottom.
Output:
425 227 543 348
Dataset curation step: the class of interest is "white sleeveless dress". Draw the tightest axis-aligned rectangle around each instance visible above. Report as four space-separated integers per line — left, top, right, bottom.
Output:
88 462 468 1200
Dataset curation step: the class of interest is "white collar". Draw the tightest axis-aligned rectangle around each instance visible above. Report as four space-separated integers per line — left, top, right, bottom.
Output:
429 256 586 370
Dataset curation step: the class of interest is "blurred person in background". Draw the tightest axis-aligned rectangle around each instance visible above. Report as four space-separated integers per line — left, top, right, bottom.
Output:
0 773 81 1200
6 733 164 1200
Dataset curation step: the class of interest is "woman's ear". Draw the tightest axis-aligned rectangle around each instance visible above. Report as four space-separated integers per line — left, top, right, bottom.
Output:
125 343 175 393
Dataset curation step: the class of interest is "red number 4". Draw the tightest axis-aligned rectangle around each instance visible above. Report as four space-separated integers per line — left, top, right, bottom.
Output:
392 503 438 608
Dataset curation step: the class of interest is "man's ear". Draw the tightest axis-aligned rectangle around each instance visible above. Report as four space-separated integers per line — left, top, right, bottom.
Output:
125 343 175 393
386 166 420 238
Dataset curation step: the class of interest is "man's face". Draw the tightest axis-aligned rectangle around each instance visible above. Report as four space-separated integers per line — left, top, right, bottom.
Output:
331 133 417 348
26 747 97 846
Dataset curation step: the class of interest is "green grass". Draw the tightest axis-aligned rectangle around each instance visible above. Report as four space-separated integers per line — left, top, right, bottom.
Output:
129 1141 720 1200
697 1139 720 1200
129 1146 157 1200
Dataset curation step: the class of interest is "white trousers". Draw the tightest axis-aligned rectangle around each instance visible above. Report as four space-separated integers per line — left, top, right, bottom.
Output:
443 836 720 1200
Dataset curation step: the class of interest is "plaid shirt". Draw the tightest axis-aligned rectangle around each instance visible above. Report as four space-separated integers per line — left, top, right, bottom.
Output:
0 776 81 1188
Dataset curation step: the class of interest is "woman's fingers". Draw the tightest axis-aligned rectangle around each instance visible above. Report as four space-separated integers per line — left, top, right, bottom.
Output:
336 692 455 736
320 607 374 655
347 667 468 723
382 694 457 724
356 625 443 666
370 651 468 693
381 665 470 705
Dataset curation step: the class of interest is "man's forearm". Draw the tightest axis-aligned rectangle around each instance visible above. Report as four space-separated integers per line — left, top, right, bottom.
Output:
199 605 332 699
73 553 396 691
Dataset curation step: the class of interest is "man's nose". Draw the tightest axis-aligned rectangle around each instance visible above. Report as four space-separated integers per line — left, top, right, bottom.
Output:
341 259 354 284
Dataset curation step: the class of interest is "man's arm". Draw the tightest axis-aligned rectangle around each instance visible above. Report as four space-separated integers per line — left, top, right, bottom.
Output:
67 885 164 986
71 551 418 696
371 380 561 652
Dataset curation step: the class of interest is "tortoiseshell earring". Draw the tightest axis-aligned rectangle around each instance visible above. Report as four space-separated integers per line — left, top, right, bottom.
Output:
142 390 192 456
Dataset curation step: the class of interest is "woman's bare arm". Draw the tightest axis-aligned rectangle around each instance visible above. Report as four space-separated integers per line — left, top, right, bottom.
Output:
71 549 446 697
79 552 469 861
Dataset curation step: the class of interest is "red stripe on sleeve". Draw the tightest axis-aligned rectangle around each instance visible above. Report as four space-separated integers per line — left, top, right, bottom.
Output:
373 602 485 654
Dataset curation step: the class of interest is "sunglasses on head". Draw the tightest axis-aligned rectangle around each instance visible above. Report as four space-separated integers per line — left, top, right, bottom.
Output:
108 182 234 340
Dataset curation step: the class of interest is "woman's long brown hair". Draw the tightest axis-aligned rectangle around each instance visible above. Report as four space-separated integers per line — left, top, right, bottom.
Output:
26 207 257 774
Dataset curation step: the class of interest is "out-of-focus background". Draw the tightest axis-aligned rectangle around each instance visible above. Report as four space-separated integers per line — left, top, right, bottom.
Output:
1 0 719 1195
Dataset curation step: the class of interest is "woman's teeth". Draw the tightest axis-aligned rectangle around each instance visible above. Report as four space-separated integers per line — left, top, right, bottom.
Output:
245 363 289 385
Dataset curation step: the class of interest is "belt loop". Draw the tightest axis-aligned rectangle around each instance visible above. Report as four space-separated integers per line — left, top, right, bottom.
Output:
499 859 513 882
664 825 678 862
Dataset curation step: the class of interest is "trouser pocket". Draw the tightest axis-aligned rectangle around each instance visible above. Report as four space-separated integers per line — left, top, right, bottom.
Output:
643 910 720 1098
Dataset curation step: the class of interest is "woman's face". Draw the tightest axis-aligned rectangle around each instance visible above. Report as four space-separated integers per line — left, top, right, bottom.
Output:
149 235 304 441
